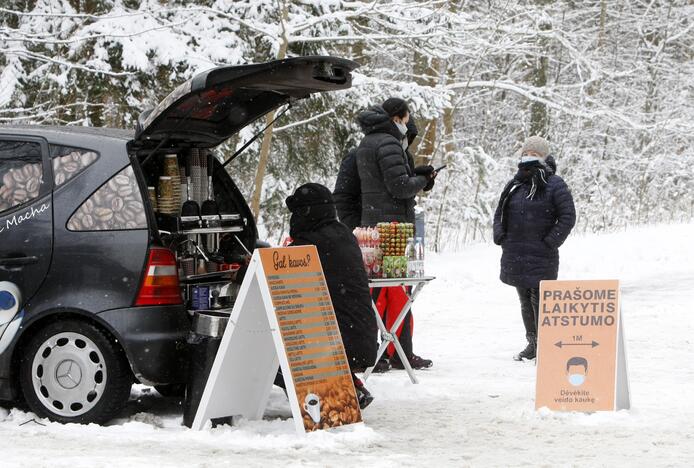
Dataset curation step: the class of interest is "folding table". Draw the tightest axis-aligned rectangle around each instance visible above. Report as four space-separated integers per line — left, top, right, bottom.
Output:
363 276 435 384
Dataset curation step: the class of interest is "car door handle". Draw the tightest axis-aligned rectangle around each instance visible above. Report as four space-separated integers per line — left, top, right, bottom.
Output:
0 256 39 267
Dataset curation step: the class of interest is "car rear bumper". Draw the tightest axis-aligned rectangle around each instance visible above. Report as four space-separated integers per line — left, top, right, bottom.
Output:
97 305 190 386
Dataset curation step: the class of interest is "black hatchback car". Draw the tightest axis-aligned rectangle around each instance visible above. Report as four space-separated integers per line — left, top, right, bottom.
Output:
0 56 357 424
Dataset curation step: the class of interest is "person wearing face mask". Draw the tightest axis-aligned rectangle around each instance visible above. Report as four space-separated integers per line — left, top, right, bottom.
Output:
493 136 576 361
356 98 437 226
356 98 437 371
333 116 427 231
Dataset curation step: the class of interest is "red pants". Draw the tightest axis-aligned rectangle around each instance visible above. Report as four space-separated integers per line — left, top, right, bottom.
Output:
372 286 414 358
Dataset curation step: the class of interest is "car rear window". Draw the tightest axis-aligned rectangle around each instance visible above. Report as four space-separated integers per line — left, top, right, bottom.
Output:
67 165 147 231
0 140 44 214
50 145 99 187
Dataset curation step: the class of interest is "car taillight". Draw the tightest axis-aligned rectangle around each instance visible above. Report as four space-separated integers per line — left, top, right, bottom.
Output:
135 247 182 306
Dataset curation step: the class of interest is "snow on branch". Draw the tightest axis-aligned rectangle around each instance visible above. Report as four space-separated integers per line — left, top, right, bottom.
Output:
1 48 133 77
274 109 336 133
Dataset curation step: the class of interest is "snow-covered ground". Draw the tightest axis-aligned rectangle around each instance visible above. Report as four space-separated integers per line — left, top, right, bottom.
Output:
1 223 693 467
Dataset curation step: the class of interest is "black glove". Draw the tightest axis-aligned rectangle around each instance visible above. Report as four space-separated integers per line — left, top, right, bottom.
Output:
423 176 436 192
414 164 436 192
414 165 437 191
413 165 435 176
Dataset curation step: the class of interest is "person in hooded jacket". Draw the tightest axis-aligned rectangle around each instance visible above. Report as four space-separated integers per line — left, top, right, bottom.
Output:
356 98 436 225
333 117 424 230
356 98 437 370
285 183 378 408
493 136 576 361
334 115 430 372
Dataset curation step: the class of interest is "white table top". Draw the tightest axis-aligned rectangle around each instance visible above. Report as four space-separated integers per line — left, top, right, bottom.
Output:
367 276 436 287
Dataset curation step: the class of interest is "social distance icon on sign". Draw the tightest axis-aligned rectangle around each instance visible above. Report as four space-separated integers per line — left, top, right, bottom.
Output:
535 279 630 412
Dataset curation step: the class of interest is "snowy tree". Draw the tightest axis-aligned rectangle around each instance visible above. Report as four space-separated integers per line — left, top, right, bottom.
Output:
1 0 692 247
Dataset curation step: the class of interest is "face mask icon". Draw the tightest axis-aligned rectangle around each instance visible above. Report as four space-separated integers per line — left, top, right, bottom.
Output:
566 357 588 387
568 373 585 386
303 393 321 423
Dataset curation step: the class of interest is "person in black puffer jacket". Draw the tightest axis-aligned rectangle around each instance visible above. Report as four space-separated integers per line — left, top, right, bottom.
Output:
356 99 436 226
285 183 377 407
493 136 576 361
334 117 427 231
356 98 436 371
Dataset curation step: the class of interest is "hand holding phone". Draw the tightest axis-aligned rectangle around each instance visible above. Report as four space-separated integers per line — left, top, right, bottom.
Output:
430 164 447 178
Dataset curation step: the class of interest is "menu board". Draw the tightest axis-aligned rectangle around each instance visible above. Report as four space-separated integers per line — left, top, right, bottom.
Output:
258 246 362 431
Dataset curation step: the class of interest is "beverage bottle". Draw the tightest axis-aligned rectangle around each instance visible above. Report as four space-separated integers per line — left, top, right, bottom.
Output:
414 237 424 277
405 238 417 278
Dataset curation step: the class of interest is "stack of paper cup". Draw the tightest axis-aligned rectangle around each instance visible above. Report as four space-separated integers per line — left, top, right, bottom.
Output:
163 154 182 212
157 176 177 215
148 186 157 211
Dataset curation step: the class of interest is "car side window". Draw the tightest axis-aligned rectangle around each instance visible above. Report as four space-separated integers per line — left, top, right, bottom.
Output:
0 140 44 215
50 145 99 187
67 165 147 231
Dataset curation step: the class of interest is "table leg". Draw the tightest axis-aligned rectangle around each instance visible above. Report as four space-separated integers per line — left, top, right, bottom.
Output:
389 282 425 333
391 333 419 384
363 281 428 384
386 283 425 384
363 295 393 381
362 339 390 381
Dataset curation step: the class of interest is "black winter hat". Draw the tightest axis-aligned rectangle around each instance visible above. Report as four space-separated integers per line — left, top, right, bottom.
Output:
285 183 334 212
382 97 409 118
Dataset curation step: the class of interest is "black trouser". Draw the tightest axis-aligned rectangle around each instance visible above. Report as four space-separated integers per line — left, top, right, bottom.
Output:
516 287 539 341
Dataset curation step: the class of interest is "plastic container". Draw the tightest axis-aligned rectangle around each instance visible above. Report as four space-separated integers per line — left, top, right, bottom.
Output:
415 237 425 277
183 309 231 428
405 238 417 278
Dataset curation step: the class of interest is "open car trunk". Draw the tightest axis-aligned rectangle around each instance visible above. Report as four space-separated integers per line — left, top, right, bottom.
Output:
128 56 358 314
132 56 358 150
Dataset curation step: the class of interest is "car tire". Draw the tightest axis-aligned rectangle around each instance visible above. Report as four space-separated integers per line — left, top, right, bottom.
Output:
19 319 132 424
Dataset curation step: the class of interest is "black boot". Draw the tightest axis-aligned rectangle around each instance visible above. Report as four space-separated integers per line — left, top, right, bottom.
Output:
353 376 374 409
372 357 392 373
513 334 537 361
391 354 433 370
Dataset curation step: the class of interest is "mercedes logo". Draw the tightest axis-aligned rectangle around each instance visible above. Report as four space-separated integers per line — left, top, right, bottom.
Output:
55 360 82 389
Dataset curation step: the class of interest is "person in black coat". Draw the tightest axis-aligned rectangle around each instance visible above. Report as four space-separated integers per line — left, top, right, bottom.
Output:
285 184 378 404
355 98 436 370
493 136 576 361
333 118 426 231
355 99 436 226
